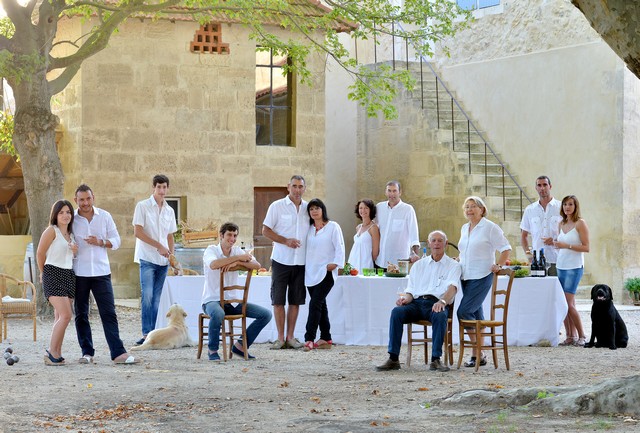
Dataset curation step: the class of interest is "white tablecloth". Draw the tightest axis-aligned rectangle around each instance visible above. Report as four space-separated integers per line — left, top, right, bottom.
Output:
157 275 567 346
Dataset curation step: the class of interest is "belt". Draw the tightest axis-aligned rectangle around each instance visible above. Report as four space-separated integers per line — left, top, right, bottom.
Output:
414 294 439 301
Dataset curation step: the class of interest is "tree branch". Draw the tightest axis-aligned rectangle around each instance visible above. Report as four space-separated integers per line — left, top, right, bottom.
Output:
48 62 81 94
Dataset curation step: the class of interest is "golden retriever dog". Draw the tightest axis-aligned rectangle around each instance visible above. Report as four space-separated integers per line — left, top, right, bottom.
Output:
130 304 194 350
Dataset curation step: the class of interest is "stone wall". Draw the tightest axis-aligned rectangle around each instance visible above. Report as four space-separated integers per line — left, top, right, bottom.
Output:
427 0 640 295
53 18 327 297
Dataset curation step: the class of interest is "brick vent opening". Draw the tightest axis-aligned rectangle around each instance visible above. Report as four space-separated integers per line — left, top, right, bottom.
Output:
190 23 230 54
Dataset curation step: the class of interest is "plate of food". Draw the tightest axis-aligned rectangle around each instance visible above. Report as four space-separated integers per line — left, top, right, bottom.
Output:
384 272 407 278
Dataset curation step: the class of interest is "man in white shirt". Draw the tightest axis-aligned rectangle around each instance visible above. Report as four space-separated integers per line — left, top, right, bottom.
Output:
375 180 420 268
73 184 137 364
376 231 461 372
132 174 177 345
520 175 562 276
262 175 309 350
201 222 272 361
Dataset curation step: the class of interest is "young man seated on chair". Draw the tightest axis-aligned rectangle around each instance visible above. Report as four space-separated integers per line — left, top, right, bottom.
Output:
201 222 272 361
376 230 461 372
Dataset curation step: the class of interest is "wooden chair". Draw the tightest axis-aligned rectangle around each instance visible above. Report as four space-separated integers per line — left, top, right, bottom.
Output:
406 303 454 367
0 273 37 341
197 265 252 360
457 268 515 372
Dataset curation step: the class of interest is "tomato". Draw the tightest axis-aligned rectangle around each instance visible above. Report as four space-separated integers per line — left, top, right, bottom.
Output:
350 269 359 276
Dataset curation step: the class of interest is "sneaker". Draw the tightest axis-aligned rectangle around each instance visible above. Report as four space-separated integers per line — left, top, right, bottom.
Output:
134 337 146 346
269 339 286 350
78 355 94 364
208 352 221 361
429 358 450 372
286 338 304 350
375 358 401 371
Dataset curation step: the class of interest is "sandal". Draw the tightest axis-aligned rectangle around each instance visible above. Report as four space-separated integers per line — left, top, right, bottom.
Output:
316 340 333 349
44 350 66 366
559 337 577 346
78 354 94 364
575 337 586 347
463 355 487 368
303 341 315 352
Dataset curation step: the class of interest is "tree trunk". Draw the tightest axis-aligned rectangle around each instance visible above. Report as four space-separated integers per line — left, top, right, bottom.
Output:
433 375 640 416
11 71 64 316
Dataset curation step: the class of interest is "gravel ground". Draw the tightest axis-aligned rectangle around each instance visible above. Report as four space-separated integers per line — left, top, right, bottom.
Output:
0 302 638 433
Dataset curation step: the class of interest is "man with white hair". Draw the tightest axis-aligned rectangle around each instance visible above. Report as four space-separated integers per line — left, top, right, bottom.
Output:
376 230 461 372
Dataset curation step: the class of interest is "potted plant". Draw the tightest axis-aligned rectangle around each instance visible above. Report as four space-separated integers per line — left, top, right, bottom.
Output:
623 277 640 305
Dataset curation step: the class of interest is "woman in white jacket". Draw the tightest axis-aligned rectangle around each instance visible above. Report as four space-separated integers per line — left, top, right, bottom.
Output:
304 198 345 351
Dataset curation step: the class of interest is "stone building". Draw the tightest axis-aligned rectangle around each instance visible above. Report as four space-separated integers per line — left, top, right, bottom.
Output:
46 11 351 297
326 0 640 301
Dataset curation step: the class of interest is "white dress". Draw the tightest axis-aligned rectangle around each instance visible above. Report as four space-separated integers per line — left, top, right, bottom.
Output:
347 225 374 271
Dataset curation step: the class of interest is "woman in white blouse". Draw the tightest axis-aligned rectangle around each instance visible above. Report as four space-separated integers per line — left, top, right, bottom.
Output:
554 195 589 346
457 196 511 368
304 198 345 351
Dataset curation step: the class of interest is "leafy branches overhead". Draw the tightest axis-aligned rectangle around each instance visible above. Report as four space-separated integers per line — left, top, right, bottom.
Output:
0 0 468 118
0 110 17 159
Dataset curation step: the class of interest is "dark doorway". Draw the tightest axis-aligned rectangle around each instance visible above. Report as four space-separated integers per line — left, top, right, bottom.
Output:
253 186 288 268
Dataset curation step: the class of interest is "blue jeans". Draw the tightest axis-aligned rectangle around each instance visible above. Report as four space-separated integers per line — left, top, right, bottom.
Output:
202 301 272 352
457 273 493 322
557 267 584 295
75 275 126 360
388 297 449 358
139 260 168 336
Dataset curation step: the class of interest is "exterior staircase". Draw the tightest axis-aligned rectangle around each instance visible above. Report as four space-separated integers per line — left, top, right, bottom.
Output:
382 60 592 284
386 61 531 255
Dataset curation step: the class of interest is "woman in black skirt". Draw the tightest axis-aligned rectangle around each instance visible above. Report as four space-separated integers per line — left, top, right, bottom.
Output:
36 200 78 366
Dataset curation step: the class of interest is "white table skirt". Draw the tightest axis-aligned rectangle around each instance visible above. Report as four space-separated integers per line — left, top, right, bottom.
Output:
157 275 567 347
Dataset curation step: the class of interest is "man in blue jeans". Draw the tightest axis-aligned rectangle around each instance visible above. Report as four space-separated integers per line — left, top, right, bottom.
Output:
376 231 461 372
133 174 177 345
202 222 272 361
73 184 138 364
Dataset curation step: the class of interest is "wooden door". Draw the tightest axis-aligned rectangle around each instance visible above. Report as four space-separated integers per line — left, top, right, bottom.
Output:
253 187 288 269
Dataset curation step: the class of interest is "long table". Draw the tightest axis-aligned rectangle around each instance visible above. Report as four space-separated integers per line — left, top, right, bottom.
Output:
157 275 568 347
156 276 567 346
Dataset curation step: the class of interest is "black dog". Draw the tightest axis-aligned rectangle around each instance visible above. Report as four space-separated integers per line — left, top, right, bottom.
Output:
585 284 629 350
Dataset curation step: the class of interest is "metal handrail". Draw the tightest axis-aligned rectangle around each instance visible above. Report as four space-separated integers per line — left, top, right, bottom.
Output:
364 22 533 218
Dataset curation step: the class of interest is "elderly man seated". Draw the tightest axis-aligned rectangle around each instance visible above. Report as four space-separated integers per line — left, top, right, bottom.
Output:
376 230 461 372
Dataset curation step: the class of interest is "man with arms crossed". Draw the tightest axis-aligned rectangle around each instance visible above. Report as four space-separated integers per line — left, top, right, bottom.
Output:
376 230 460 372
375 180 420 268
73 184 138 364
202 222 272 361
520 175 562 276
133 174 177 345
262 175 309 350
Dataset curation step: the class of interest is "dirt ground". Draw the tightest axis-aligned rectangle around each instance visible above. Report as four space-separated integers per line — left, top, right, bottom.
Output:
0 305 639 433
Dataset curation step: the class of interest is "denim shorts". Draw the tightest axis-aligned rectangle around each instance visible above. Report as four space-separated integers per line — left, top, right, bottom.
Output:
557 267 584 295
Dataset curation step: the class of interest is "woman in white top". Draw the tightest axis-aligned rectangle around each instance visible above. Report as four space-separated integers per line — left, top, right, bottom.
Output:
457 196 511 368
304 198 345 351
36 200 78 366
554 195 589 347
347 199 380 271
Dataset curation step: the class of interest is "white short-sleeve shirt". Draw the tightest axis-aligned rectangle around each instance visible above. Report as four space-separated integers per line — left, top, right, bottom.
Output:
520 198 562 263
132 195 177 266
201 244 245 305
73 207 121 277
405 254 461 299
263 196 309 266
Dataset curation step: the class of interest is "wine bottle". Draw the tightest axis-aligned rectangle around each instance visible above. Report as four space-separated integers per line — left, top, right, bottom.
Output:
531 250 540 277
539 248 547 277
